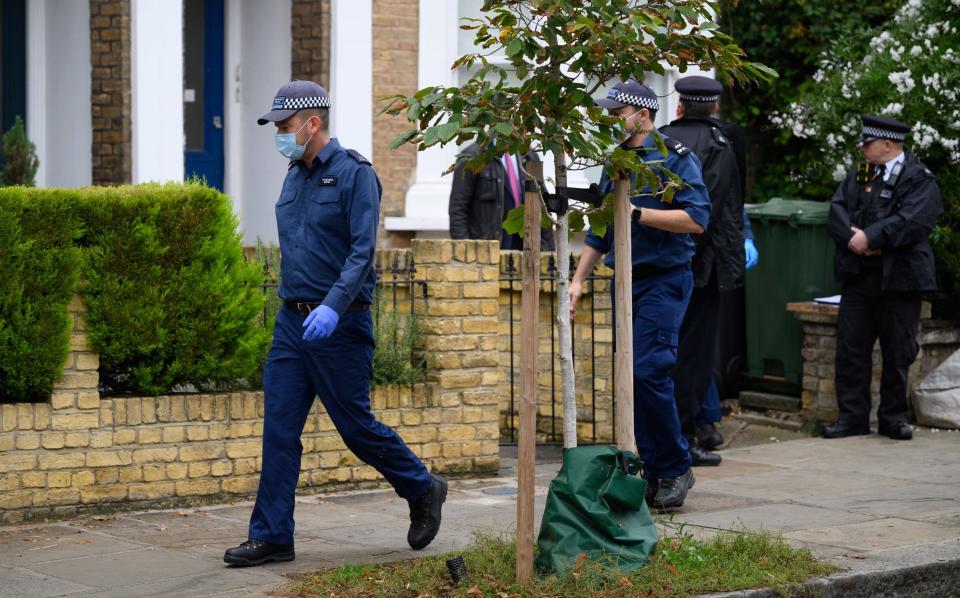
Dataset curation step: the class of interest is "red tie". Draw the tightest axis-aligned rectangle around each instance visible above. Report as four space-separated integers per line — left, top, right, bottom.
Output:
504 154 521 208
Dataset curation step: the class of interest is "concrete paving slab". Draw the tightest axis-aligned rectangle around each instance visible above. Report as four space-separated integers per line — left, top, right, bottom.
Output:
784 517 959 551
68 568 287 598
28 547 215 589
692 467 882 501
790 482 960 520
0 525 148 568
679 503 879 533
0 564 93 598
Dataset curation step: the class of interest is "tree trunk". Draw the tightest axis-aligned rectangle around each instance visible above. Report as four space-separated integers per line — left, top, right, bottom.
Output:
554 155 577 449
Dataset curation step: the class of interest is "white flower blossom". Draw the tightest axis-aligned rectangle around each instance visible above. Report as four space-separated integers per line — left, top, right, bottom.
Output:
832 164 848 181
882 102 904 115
910 45 924 57
890 45 904 62
888 70 916 94
913 122 939 150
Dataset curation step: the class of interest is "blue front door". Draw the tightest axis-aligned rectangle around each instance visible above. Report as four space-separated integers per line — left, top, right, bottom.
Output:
184 0 224 190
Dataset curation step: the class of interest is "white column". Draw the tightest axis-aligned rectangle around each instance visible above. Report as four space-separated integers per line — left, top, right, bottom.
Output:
329 0 373 160
26 0 47 187
131 0 184 184
384 0 459 232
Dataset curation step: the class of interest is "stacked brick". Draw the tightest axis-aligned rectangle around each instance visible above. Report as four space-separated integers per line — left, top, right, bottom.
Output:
89 0 132 185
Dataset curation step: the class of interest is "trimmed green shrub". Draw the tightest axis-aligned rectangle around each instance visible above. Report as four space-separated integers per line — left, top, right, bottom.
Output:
1 116 40 187
372 300 426 388
0 189 82 402
0 184 268 402
76 184 269 395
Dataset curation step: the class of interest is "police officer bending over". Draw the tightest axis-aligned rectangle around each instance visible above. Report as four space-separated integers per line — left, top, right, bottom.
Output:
569 80 712 510
661 76 745 467
224 81 446 567
824 115 943 441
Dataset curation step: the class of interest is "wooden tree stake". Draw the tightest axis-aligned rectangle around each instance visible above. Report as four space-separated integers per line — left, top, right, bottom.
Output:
613 178 636 454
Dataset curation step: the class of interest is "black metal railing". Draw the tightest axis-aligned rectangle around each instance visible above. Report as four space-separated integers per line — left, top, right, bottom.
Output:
499 253 615 445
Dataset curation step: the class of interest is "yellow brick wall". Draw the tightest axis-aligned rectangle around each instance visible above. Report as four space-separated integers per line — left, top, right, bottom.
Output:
0 241 501 524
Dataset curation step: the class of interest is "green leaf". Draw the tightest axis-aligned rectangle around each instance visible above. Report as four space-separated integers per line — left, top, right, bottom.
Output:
422 127 439 147
502 205 525 236
388 129 419 150
437 122 459 143
495 121 512 136
505 37 524 58
568 211 586 234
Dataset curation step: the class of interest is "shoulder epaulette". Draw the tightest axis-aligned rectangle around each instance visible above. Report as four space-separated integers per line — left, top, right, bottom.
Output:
664 137 690 156
710 127 728 146
287 160 298 171
346 149 372 165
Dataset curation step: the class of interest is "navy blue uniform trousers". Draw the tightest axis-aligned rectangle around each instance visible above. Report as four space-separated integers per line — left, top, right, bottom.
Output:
629 267 694 479
248 306 432 545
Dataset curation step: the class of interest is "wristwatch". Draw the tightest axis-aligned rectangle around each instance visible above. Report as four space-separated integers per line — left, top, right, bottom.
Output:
631 207 643 225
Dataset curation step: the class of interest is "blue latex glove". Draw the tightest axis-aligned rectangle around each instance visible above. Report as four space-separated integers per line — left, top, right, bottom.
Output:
744 238 759 270
302 305 339 341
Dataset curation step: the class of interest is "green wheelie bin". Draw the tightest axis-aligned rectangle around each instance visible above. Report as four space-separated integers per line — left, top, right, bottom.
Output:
744 198 840 396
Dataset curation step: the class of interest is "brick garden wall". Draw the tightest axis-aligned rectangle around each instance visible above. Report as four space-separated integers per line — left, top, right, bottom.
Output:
788 302 960 422
0 240 501 524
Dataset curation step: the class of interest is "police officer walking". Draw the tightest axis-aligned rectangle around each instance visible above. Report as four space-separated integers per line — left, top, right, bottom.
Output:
569 80 712 510
224 81 446 566
824 115 943 441
661 76 745 466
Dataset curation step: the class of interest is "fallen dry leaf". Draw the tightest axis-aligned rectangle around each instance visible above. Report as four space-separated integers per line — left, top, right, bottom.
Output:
665 563 679 577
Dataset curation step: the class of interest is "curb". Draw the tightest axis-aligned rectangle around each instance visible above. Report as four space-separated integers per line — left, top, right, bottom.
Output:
711 556 960 597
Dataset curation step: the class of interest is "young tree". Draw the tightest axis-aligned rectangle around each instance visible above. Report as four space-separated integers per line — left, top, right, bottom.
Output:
384 0 773 582
1 116 39 187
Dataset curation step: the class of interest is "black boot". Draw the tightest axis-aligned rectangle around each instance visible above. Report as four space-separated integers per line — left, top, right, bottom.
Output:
641 469 659 507
696 423 724 450
689 441 722 466
407 474 447 550
223 539 295 567
822 420 870 439
652 469 695 511
878 421 913 440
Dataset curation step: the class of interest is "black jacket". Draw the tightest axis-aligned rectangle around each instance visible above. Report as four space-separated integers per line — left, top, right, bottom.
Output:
661 117 744 290
448 144 556 250
828 152 943 291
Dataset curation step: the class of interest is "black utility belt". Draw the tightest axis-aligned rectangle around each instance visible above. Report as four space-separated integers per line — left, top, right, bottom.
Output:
632 263 687 279
284 299 369 316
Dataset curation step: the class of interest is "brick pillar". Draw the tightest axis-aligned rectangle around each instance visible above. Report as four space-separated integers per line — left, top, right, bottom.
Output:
90 0 132 185
291 0 330 88
413 239 501 473
49 298 102 431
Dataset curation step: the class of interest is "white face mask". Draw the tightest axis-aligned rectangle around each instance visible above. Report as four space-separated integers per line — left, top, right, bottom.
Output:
275 119 314 160
614 110 644 141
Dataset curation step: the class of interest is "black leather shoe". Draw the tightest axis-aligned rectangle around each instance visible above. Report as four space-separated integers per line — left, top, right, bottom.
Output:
879 421 913 440
223 539 295 567
652 469 695 511
690 443 722 466
696 423 724 450
822 420 871 439
408 474 447 550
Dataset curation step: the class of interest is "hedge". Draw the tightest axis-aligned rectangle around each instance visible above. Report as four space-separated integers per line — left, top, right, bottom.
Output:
0 184 269 402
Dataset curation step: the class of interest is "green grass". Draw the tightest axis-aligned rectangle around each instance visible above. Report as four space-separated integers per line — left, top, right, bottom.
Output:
278 524 840 598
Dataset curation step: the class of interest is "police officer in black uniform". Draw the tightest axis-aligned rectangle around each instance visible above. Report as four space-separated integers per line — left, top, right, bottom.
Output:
824 115 943 441
224 81 446 567
569 80 712 510
661 76 744 465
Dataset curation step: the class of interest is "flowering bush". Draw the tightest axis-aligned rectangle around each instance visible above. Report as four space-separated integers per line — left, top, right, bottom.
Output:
772 0 960 296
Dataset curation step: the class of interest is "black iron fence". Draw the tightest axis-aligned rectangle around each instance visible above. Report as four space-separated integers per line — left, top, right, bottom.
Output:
499 253 615 445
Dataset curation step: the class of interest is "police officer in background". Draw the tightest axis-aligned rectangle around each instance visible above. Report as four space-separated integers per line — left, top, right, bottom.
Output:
660 76 745 466
824 115 943 441
448 144 556 250
569 80 712 510
224 81 446 567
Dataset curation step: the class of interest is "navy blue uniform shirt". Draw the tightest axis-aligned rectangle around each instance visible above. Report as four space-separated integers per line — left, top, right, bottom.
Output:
585 132 711 270
276 137 380 314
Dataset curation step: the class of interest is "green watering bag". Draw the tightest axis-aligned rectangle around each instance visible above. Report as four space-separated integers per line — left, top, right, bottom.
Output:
534 445 658 575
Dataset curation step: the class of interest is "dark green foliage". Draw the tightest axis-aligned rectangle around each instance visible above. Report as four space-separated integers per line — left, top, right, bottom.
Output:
0 184 269 402
1 115 39 187
0 189 82 402
371 300 426 388
77 184 269 395
719 0 899 201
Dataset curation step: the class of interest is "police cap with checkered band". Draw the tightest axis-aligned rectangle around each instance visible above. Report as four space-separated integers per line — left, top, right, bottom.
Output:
859 115 910 145
258 80 330 125
674 75 723 103
594 79 660 111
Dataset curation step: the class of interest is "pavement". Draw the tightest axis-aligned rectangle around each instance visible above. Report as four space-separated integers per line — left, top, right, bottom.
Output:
1 418 958 597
